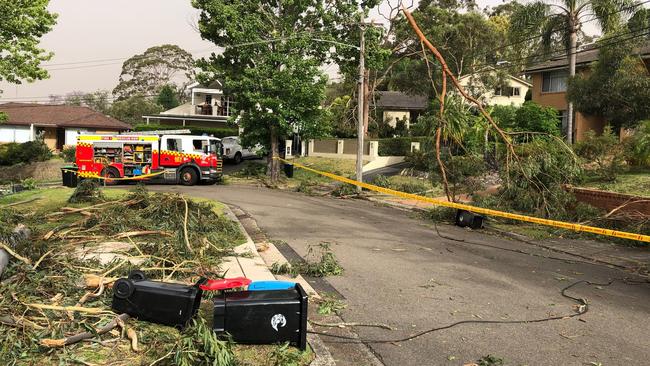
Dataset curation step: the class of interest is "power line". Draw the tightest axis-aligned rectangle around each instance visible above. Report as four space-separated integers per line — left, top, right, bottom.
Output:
467 0 650 64
404 24 650 76
476 25 650 72
41 46 221 68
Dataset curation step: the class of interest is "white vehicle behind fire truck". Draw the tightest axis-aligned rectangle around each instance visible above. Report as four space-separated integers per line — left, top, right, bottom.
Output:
221 136 262 164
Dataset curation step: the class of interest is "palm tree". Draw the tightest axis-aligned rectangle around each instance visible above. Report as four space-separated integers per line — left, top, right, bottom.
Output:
511 0 636 144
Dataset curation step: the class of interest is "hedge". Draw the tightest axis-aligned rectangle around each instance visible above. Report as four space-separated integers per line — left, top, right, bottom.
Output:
0 140 52 166
133 124 238 138
375 137 428 156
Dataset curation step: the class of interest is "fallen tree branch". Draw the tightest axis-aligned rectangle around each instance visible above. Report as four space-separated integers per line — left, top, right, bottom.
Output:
32 249 54 270
40 313 130 347
2 197 41 207
126 327 140 352
25 303 109 314
1 315 46 329
114 231 172 239
182 197 192 252
0 242 32 266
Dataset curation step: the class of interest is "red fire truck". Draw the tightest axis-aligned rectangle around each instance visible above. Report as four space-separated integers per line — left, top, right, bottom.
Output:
74 130 223 185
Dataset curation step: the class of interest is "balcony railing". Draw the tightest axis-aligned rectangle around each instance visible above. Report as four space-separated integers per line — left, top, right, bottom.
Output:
194 105 231 117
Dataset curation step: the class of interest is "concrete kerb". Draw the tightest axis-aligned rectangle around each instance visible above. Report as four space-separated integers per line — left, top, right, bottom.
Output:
221 205 336 365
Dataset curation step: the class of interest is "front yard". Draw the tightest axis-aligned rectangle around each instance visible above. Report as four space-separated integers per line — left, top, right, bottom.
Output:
582 169 650 197
0 186 311 366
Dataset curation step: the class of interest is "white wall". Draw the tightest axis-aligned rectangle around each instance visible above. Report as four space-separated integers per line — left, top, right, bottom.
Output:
0 126 31 143
458 74 531 107
65 128 92 145
383 111 410 128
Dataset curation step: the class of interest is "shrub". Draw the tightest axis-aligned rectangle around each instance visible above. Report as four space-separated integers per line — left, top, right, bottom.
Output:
68 179 105 203
574 126 625 181
623 120 650 167
371 174 391 188
133 123 238 138
376 137 426 156
498 138 582 218
20 178 38 190
372 174 431 194
61 146 76 163
431 154 487 199
0 140 52 166
489 102 561 136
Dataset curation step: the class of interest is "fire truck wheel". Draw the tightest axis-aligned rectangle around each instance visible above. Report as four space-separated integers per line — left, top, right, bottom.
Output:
179 167 198 186
113 279 135 299
100 168 120 185
234 152 242 164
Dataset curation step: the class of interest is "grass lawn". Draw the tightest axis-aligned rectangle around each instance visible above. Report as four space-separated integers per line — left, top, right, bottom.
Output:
290 156 357 183
0 185 310 365
373 175 444 196
582 169 650 197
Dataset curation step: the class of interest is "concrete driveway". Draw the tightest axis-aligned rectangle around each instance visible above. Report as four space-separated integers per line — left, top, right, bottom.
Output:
149 184 650 366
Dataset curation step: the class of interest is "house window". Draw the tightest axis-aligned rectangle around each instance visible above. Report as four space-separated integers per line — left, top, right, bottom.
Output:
205 95 213 105
166 138 182 151
219 96 233 116
542 71 568 93
494 87 521 97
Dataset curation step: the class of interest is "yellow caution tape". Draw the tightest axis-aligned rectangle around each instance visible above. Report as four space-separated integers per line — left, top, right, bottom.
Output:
62 169 166 181
279 158 650 243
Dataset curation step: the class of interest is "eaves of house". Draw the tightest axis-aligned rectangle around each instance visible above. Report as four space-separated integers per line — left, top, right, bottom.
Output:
524 43 650 74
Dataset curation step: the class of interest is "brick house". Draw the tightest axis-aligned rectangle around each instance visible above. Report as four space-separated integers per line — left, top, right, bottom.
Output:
525 43 650 142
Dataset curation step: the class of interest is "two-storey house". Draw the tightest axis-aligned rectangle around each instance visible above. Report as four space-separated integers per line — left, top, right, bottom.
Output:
142 80 233 128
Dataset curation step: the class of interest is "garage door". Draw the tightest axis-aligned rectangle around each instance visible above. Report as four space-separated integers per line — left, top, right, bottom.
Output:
0 126 31 143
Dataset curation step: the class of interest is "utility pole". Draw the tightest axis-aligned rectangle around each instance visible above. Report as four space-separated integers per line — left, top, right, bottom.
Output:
356 15 365 194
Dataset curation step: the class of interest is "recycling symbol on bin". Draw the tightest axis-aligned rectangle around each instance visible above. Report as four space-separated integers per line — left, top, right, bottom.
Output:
271 314 287 332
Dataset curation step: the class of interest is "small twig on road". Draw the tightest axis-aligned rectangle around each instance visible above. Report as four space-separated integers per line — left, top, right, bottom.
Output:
310 320 395 330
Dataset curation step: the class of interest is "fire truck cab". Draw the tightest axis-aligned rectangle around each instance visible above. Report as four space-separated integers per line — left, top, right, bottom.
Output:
75 130 223 186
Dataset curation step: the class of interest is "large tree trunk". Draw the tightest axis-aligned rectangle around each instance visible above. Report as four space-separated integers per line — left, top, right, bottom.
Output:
567 28 577 144
268 125 280 183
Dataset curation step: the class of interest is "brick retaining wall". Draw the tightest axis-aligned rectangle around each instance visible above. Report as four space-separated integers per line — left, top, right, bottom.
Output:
567 186 650 216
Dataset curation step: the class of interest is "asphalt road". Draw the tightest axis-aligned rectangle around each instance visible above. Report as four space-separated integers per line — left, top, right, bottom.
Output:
150 184 650 366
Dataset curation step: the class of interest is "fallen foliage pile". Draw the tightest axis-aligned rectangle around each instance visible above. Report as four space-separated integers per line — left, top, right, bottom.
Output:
0 185 245 365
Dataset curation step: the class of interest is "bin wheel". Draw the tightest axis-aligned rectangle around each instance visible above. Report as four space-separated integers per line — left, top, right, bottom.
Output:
113 279 135 299
179 167 198 186
128 270 147 281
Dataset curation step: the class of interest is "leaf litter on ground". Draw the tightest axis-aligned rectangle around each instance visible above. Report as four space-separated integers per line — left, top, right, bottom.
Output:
0 184 251 365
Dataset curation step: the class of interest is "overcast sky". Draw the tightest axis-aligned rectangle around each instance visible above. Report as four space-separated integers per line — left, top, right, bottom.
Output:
0 0 600 103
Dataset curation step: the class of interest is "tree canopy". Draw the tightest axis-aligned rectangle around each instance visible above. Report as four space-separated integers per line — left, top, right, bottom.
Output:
192 0 364 181
112 45 195 100
0 0 57 87
109 95 163 126
156 84 180 110
567 30 650 129
0 0 57 121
